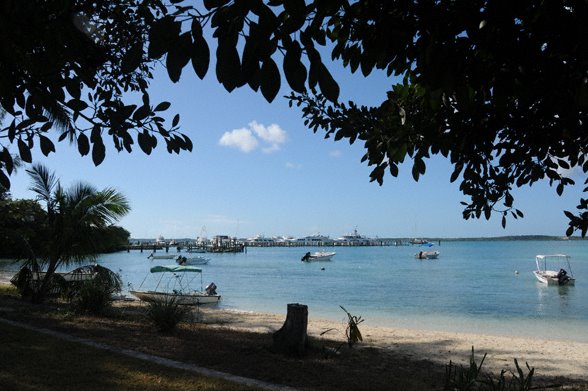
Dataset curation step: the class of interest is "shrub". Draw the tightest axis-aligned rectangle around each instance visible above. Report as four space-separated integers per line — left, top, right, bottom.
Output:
340 305 364 348
145 297 188 332
444 347 535 391
72 279 113 315
70 265 122 315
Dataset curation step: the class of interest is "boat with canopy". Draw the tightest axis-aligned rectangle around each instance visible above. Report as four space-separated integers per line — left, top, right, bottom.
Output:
533 254 575 286
130 264 220 305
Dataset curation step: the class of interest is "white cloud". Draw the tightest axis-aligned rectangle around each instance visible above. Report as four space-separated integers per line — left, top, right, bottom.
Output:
218 128 259 153
329 150 342 158
219 121 287 154
286 162 302 169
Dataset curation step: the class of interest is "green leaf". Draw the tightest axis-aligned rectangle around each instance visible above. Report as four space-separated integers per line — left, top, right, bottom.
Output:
138 130 153 155
172 114 180 128
260 58 280 102
18 139 32 163
92 140 106 166
78 133 90 156
283 41 307 93
0 169 10 190
64 78 81 100
66 99 88 112
216 38 241 92
191 27 210 80
121 38 144 73
154 101 171 112
39 135 55 156
166 32 192 83
133 105 151 121
148 16 181 59
318 62 339 102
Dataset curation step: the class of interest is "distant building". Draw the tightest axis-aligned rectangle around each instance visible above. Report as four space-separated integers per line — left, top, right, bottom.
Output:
294 234 334 246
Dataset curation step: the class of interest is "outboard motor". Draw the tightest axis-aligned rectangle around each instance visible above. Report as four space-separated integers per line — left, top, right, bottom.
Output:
205 282 217 295
557 268 570 285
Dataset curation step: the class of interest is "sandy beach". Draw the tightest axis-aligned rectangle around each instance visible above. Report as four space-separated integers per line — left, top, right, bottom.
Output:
0 272 588 384
195 305 588 382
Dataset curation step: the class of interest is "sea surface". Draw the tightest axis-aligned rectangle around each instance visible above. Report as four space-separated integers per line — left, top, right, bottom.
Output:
1 240 587 342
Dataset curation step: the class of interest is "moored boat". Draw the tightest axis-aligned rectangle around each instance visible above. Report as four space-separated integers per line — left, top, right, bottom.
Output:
176 255 210 265
147 253 177 260
130 264 220 305
301 251 336 262
533 254 575 286
415 251 440 259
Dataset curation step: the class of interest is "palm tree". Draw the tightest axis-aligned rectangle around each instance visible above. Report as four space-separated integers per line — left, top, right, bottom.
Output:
19 163 130 303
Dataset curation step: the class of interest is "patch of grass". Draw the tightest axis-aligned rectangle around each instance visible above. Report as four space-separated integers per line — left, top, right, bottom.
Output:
0 284 19 296
0 321 261 391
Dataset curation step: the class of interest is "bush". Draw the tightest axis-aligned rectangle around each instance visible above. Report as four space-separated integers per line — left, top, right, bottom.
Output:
72 279 114 315
70 265 122 315
444 347 535 391
145 297 188 332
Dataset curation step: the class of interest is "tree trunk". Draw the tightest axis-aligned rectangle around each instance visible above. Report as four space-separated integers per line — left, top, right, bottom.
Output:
272 303 308 356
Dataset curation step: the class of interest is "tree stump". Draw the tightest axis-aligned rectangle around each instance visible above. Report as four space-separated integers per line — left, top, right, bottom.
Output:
272 303 308 355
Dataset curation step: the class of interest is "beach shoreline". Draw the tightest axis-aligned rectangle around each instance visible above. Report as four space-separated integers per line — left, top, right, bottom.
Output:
192 304 588 382
2 276 588 386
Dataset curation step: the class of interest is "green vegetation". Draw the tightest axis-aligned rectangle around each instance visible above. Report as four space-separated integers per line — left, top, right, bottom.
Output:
69 265 123 315
340 305 363 348
0 321 261 391
444 347 536 391
1 1 586 235
145 297 189 332
9 164 129 303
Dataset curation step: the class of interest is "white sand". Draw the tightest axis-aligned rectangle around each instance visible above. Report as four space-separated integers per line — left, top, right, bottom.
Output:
195 306 588 381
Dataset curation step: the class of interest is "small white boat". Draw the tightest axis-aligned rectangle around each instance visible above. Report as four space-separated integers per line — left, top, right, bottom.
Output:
130 265 220 305
176 255 210 265
186 248 206 253
301 251 336 262
147 253 176 260
415 251 439 259
534 254 575 286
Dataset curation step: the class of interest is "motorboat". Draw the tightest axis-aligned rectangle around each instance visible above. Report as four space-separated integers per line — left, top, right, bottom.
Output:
533 254 575 286
130 264 220 305
176 255 210 265
185 248 206 253
301 251 336 262
415 242 439 259
415 251 439 259
147 253 177 260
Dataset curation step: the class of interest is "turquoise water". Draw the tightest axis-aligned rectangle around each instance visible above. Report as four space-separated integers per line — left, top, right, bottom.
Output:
2 240 587 341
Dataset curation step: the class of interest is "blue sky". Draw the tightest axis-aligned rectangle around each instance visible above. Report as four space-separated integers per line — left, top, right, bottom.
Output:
6 59 585 240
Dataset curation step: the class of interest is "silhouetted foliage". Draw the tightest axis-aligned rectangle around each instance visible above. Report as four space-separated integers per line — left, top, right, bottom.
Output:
10 164 129 303
1 1 586 234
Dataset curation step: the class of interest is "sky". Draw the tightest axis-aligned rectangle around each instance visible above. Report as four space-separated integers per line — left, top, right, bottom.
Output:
5 53 586 240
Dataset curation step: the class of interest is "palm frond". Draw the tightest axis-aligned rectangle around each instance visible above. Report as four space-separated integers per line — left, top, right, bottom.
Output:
43 99 75 141
26 164 58 207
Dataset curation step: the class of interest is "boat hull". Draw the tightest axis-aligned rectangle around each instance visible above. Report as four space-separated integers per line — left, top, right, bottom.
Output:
533 271 575 286
415 251 439 260
130 290 221 305
302 252 336 262
148 254 177 260
176 256 210 265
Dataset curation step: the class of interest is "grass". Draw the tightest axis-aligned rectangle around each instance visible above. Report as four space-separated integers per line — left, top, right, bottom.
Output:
0 319 261 391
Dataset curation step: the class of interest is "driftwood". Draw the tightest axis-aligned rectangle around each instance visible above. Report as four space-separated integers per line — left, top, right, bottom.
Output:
272 303 308 355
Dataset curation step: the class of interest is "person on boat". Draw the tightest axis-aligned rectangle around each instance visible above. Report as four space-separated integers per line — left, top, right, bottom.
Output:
418 251 423 259
557 268 570 285
301 252 311 262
